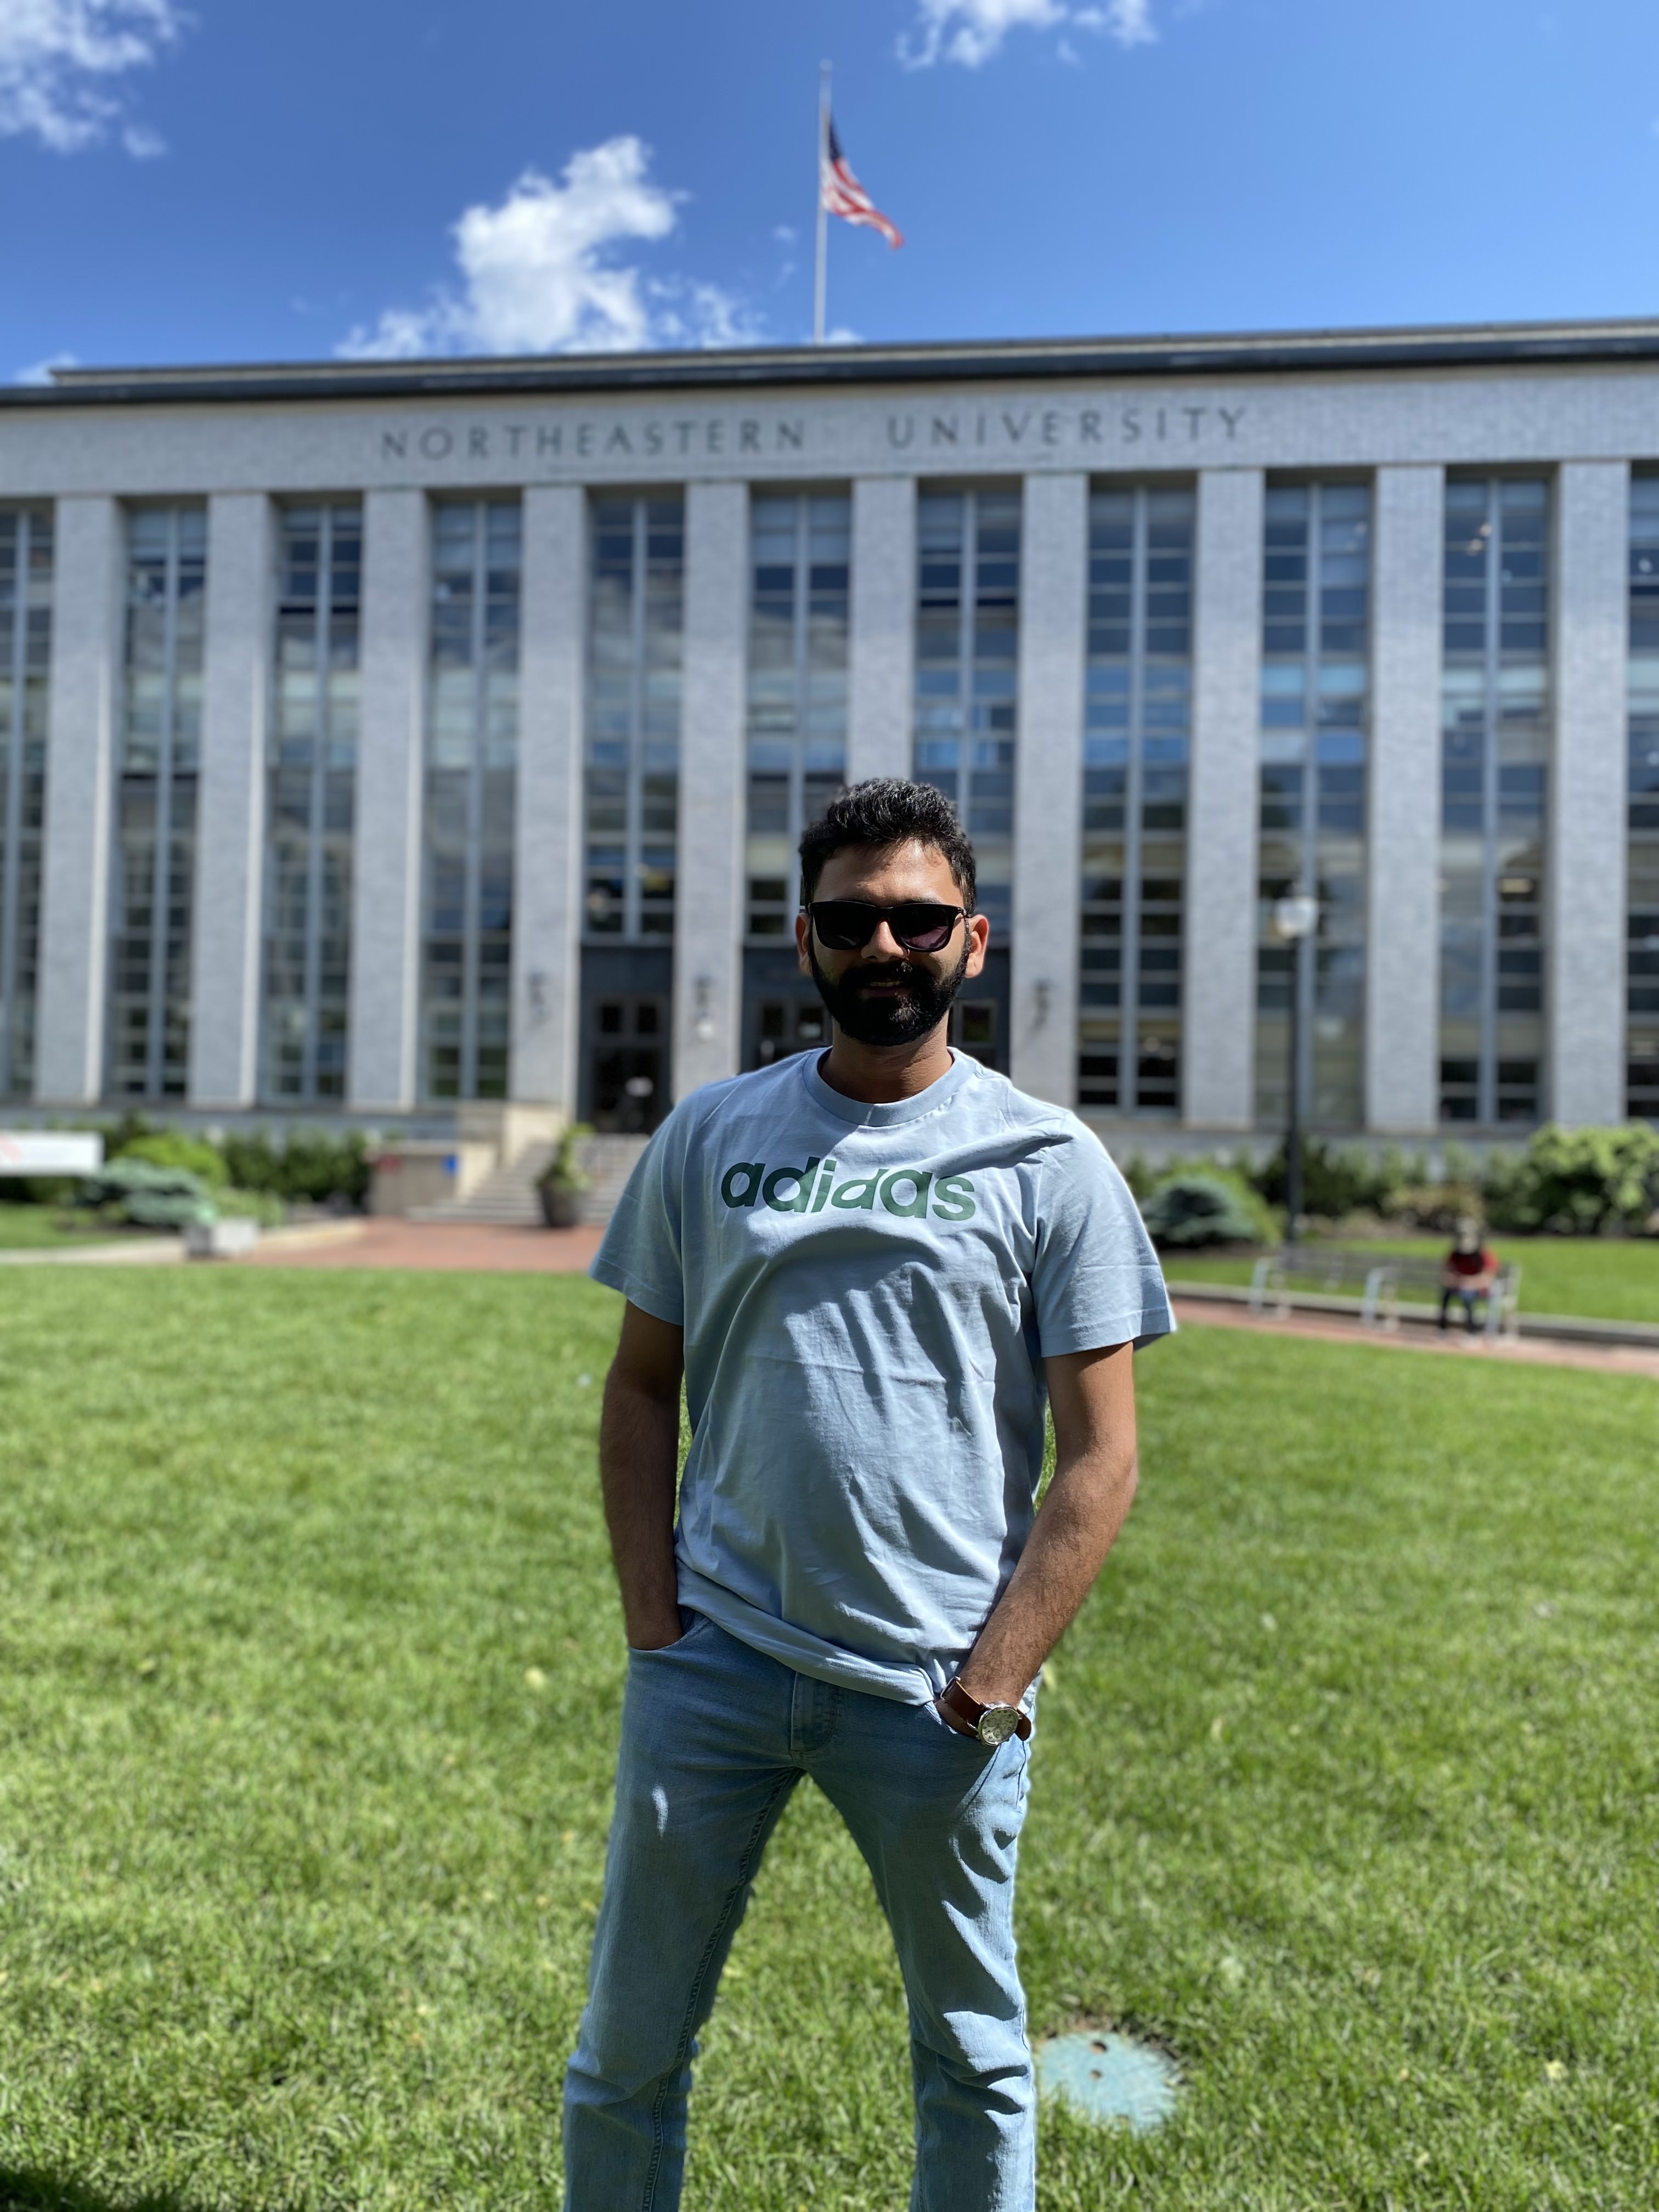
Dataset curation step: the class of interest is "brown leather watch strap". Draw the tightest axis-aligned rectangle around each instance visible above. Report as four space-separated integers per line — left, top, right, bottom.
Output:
939 1678 1032 1741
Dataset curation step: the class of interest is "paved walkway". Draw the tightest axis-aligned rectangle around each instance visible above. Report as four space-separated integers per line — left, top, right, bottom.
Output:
12 1218 1655 1380
1169 1295 1659 1381
242 1218 604 1273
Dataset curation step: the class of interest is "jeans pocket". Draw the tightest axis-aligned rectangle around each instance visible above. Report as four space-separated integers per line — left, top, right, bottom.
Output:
922 1695 996 1754
627 1609 712 1657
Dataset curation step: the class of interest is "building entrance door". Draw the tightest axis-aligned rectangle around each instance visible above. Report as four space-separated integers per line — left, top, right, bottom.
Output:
586 996 670 1133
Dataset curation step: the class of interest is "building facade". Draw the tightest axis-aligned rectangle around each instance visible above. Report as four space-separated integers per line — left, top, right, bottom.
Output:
2 320 1655 1143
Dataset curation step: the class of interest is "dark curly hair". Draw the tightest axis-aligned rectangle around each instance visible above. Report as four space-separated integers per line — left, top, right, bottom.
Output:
798 778 978 910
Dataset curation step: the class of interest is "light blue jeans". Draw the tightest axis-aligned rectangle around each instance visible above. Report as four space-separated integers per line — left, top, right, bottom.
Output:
563 1612 1036 2210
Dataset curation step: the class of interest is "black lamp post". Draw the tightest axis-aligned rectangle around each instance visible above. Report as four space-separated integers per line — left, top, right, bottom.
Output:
1271 894 1319 1245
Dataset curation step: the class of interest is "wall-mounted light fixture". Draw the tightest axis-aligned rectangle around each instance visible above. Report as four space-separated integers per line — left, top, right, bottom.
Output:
693 974 716 1044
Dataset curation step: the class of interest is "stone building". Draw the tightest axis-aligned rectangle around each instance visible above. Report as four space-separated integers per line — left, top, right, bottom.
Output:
0 320 1654 1153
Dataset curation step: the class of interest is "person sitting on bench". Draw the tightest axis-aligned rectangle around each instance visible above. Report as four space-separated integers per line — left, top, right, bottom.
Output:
1440 1217 1498 1333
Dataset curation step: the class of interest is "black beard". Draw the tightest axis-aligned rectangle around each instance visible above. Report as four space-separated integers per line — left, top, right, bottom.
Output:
806 940 970 1047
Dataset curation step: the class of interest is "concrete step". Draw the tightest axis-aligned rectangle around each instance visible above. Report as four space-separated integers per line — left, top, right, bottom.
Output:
574 1133 651 1225
411 1141 554 1228
408 1131 652 1229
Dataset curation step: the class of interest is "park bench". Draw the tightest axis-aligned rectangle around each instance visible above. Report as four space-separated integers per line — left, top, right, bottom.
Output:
1248 1245 1522 1341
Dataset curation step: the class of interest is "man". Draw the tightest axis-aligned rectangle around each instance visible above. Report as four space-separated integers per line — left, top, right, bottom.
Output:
564 778 1173 2210
1440 1215 1498 1333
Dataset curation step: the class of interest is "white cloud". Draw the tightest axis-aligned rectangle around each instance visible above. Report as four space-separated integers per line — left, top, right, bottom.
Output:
902 0 1154 66
15 351 78 385
903 0 1065 67
1103 0 1156 46
338 137 758 361
0 0 183 153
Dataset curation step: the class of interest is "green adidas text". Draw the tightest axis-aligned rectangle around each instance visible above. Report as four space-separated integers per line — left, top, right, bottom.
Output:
718 1158 977 1222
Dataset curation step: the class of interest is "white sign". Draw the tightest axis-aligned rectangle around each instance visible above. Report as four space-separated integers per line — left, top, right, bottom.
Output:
0 1131 103 1176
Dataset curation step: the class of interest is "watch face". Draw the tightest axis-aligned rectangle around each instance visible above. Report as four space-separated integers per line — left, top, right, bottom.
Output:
977 1705 1019 1746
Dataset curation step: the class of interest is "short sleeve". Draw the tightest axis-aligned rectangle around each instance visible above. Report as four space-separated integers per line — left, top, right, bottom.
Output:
1030 1124 1175 1356
589 1114 687 1325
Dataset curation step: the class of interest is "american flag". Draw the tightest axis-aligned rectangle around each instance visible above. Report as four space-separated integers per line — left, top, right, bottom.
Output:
820 117 903 250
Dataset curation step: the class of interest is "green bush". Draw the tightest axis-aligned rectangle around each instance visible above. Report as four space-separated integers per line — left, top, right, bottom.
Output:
1379 1181 1487 1235
1113 1150 1157 1202
215 1187 289 1227
1141 1169 1275 1250
1251 1138 1395 1218
1484 1123 1659 1235
221 1128 370 1207
538 1121 593 1194
72 1159 217 1231
114 1130 229 1189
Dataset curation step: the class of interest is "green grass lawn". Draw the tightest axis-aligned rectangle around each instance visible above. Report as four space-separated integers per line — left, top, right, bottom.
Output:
0 1207 128 1251
1 1273 1655 2211
1167 1232 1659 1324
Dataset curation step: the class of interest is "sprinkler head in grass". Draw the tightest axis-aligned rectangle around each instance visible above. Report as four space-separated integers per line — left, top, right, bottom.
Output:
1035 2030 1179 2133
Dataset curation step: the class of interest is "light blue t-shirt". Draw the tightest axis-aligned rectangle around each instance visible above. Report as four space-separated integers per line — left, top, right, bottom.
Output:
591 1048 1174 1705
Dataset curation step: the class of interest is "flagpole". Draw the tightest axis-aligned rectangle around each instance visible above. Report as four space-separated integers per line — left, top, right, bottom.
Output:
813 60 830 346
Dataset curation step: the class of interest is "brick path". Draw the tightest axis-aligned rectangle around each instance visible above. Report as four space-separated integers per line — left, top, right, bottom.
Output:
242 1220 603 1273
236 1223 1659 1379
1169 1295 1659 1381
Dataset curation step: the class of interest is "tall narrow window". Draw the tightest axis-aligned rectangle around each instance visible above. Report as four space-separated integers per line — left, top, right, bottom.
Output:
263 503 361 1102
1254 483 1370 1128
0 510 50 1099
913 488 1019 935
584 498 683 940
1628 475 1659 1121
1077 487 1193 1113
745 493 850 935
420 500 520 1102
109 506 207 1098
1439 478 1549 1124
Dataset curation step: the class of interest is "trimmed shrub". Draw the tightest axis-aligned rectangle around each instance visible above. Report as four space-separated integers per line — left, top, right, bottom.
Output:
1484 1123 1659 1235
1114 1151 1157 1203
1379 1181 1486 1235
221 1128 370 1207
114 1130 229 1189
72 1159 217 1231
1141 1170 1275 1250
1251 1139 1393 1219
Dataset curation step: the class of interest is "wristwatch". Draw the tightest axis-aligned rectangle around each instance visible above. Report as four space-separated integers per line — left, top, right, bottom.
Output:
939 1678 1032 1746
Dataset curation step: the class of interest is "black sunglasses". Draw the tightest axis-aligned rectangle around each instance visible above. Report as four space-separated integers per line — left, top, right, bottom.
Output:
803 900 968 953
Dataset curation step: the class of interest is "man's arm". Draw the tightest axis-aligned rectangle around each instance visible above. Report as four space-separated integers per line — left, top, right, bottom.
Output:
599 1300 687 1651
954 1340 1138 1712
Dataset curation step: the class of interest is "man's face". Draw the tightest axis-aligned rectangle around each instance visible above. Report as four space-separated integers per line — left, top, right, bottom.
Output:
795 840 990 1048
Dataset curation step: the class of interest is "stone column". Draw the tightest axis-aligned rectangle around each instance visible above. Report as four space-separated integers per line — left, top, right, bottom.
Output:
1549 460 1628 1126
348 489 428 1114
1366 465 1444 1133
1009 472 1086 1107
847 475 915 785
673 480 748 1098
189 493 274 1109
513 485 586 1113
35 496 125 1105
1183 467 1263 1130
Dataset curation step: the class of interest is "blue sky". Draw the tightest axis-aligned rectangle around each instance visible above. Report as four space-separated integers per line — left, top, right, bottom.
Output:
5 0 1659 378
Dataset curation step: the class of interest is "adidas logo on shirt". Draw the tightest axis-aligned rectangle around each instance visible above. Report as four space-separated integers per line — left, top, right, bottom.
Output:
719 1158 977 1221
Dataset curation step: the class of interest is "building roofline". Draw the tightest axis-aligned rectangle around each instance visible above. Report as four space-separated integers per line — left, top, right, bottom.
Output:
10 317 1659 409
